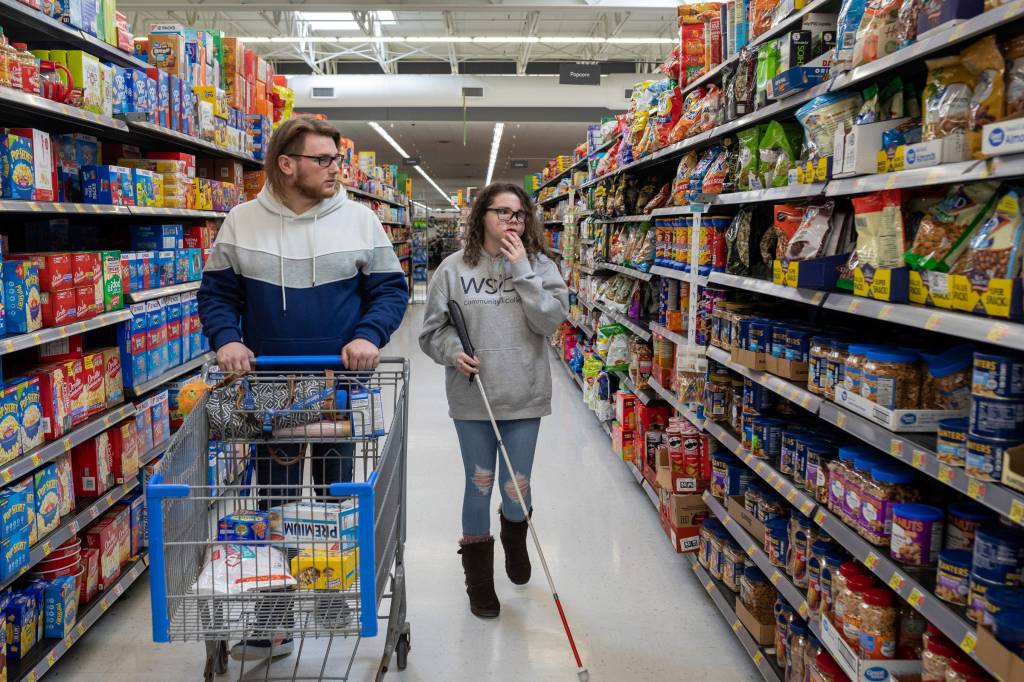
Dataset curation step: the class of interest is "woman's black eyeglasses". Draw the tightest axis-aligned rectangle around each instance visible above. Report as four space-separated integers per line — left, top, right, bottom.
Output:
288 154 344 168
487 207 527 223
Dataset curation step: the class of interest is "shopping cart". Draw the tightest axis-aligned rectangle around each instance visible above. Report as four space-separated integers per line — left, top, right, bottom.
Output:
146 356 410 682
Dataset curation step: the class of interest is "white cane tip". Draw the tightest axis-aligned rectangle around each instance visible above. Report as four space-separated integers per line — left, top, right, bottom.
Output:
577 670 590 682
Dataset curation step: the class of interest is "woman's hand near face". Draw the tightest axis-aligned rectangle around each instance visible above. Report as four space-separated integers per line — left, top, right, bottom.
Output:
500 231 527 263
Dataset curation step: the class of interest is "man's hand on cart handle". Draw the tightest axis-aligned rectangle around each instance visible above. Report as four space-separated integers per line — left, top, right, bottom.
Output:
217 341 255 373
453 352 479 378
342 338 381 371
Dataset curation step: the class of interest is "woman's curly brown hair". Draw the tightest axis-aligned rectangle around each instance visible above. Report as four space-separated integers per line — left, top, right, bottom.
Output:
462 182 548 267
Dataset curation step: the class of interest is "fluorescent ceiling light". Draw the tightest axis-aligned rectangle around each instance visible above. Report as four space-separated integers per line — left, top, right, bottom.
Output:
375 10 397 24
367 122 455 207
297 11 354 21
240 35 674 45
485 122 504 187
309 22 360 31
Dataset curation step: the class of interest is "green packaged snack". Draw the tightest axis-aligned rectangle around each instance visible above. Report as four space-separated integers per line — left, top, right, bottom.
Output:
738 127 762 191
758 121 803 188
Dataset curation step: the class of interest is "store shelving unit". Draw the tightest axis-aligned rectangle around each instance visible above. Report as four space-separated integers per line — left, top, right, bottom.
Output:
596 262 654 281
648 377 704 429
125 353 214 398
0 310 133 356
649 322 687 347
126 281 202 304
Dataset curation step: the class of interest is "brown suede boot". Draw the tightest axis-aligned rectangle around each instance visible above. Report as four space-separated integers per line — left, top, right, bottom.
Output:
457 538 500 618
499 511 531 585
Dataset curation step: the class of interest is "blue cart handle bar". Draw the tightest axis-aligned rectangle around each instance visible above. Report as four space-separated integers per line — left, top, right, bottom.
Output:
147 470 378 497
251 355 405 368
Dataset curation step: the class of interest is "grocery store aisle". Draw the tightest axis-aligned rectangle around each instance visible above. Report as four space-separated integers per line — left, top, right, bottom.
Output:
50 306 758 682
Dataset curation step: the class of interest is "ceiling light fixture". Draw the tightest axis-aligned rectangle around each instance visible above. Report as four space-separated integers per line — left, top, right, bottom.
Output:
484 122 504 187
240 35 676 45
367 121 456 207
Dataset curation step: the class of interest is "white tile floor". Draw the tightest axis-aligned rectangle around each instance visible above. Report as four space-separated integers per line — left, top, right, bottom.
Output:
48 306 760 681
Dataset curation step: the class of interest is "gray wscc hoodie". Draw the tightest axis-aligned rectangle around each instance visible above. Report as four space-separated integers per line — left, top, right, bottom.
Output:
419 249 570 421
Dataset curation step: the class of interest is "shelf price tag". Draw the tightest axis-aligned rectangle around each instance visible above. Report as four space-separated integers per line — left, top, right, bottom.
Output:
1 470 11 483
912 450 927 469
753 651 764 665
939 465 955 484
890 440 904 457
1010 500 1024 524
47 654 56 667
732 620 742 633
786 489 798 502
836 413 847 429
42 542 53 556
908 588 925 608
888 573 905 591
925 313 942 331
878 305 894 321
76 623 86 637
960 631 977 654
770 572 782 586
967 479 986 501
814 510 827 525
800 501 815 516
987 323 1010 343
747 544 758 558
846 299 861 314
798 602 809 618
865 553 879 569
705 581 714 592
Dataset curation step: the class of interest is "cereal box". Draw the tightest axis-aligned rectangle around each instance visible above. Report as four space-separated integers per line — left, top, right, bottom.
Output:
169 74 182 131
146 299 168 379
105 505 131 567
99 346 123 406
43 576 77 639
29 364 71 442
1 521 30 581
62 357 86 426
54 453 74 517
108 420 138 483
71 430 113 498
40 289 76 328
217 510 270 542
0 384 22 466
132 168 159 207
21 253 73 293
291 546 358 591
9 129 55 202
101 250 122 312
131 224 183 251
165 295 182 368
128 494 144 556
9 377 43 452
150 390 170 445
155 250 175 287
3 261 42 334
135 397 153 453
83 517 120 589
33 464 61 538
145 68 169 128
82 351 106 417
65 51 102 114
81 165 135 205
0 486 30 540
147 32 186 77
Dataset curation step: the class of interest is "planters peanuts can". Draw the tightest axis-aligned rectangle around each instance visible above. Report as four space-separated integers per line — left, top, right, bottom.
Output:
973 352 1024 399
966 433 1015 482
970 396 1024 440
972 524 1024 586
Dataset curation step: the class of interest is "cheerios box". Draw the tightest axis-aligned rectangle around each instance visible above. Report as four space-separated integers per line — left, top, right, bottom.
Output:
33 463 61 538
0 384 23 467
2 261 42 334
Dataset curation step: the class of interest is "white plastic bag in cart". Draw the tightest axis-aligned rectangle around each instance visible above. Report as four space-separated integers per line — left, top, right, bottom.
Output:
195 544 297 595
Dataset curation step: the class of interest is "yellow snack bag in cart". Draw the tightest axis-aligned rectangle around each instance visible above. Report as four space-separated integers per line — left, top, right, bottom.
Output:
291 545 358 591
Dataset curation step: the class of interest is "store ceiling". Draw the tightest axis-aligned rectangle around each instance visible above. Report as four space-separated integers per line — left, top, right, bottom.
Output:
334 120 591 206
118 2 677 74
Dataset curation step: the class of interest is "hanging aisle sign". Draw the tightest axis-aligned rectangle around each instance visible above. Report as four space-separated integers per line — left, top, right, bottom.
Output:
559 63 601 85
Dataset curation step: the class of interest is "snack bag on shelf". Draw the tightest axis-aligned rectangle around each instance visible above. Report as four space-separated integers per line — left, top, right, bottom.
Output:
852 0 902 67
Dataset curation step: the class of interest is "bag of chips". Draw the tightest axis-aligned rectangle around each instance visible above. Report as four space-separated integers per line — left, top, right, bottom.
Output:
837 0 867 67
786 201 837 261
758 121 803 188
670 152 699 206
851 189 906 269
702 149 730 195
853 0 902 67
737 127 762 191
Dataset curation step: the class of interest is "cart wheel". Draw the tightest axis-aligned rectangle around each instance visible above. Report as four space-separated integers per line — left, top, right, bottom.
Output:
215 641 229 675
396 633 411 671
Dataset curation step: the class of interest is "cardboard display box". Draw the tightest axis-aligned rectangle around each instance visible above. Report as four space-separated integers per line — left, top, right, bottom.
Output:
658 507 700 554
736 600 775 646
820 615 922 682
726 495 767 545
656 446 705 494
974 623 1024 682
765 355 809 382
731 348 767 372
833 387 966 432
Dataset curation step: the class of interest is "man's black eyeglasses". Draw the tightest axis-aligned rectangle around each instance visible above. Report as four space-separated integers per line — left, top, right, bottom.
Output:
288 154 344 168
487 207 528 223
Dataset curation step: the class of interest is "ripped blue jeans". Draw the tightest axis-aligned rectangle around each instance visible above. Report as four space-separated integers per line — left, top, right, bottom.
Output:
453 418 541 538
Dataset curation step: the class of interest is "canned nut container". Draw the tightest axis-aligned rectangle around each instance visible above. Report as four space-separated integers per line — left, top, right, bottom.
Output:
969 396 1024 440
973 352 1024 399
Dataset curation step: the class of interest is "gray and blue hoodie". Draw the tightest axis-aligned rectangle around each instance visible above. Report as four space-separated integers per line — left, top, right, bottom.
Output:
198 186 408 358
420 249 569 421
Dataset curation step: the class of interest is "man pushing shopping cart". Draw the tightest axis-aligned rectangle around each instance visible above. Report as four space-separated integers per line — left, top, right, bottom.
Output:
192 115 409 664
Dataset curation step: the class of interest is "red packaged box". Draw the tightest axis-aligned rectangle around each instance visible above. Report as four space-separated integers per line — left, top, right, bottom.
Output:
28 364 71 441
145 151 196 178
13 253 73 292
82 351 106 417
100 347 123 406
101 505 131 568
615 391 638 432
61 358 86 425
102 144 141 162
72 252 99 287
71 430 113 498
80 547 100 604
243 48 258 81
75 286 97 321
119 254 131 294
83 516 121 590
108 420 139 483
41 289 77 328
40 334 83 363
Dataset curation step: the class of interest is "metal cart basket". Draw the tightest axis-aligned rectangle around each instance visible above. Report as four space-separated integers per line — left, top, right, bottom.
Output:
147 356 410 682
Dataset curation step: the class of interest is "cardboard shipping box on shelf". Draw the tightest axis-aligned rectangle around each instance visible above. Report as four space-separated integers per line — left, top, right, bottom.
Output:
772 254 848 290
735 600 775 646
765 354 809 383
731 347 767 372
851 265 912 303
726 495 767 545
1002 443 1024 494
833 385 968 432
820 615 921 681
655 439 708 494
974 623 1024 682
658 490 703 553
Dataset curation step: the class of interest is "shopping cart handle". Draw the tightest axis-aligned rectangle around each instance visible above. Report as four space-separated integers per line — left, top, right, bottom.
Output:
329 471 378 496
253 355 348 367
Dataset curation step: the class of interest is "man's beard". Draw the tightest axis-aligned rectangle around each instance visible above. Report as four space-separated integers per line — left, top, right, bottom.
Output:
295 169 337 201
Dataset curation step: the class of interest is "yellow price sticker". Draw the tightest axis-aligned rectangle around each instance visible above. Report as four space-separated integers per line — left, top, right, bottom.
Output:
968 478 986 501
836 413 847 428
705 581 714 592
1010 500 1024 524
770 572 782 586
100 599 110 610
30 453 40 466
732 620 742 633
865 553 879 569
888 573 905 591
912 450 926 469
27 673 36 682
1 470 11 483
800 501 815 516
939 465 955 484
76 624 86 636
786 489 798 502
753 651 764 665
908 588 925 608
960 631 977 654
42 542 53 556
798 602 809 617
814 510 826 525
890 440 904 457
47 654 56 666
2 340 14 352
63 438 73 451
747 544 758 557
925 313 942 331
878 305 894 321
847 299 861 314
987 323 1010 343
